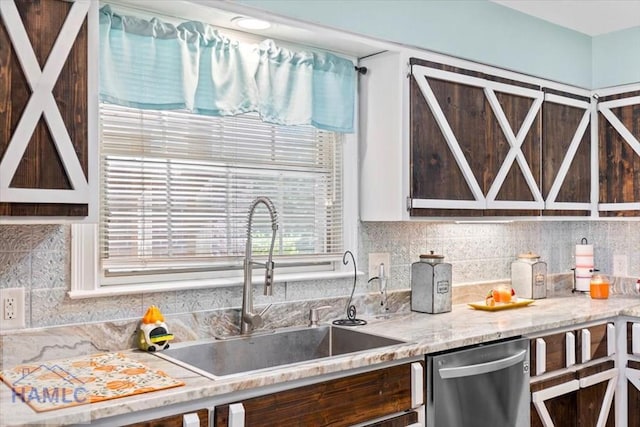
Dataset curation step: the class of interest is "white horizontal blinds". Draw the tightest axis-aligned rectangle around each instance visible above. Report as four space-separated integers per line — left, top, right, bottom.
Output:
100 104 344 277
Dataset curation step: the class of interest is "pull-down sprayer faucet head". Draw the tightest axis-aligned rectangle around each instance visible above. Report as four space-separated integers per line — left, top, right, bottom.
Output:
241 197 278 334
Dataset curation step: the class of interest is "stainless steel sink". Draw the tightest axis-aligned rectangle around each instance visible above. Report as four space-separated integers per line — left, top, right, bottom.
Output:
154 325 405 377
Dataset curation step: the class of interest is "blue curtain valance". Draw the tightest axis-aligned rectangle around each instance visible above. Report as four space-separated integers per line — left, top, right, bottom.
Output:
98 6 356 133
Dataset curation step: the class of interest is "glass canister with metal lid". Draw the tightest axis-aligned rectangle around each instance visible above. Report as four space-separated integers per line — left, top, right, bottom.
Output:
511 252 547 299
411 251 452 313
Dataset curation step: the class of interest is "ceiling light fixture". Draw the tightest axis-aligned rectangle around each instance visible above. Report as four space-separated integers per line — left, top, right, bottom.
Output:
232 16 271 30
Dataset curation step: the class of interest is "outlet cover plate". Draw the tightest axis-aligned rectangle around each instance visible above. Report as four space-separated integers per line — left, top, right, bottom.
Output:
368 252 390 280
1 287 26 330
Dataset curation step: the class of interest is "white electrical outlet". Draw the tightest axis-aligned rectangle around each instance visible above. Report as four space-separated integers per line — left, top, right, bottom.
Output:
613 254 628 277
4 297 16 319
368 252 390 280
1 288 26 329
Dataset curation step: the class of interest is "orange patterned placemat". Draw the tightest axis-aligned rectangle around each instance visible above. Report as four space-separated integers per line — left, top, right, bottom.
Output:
0 352 184 412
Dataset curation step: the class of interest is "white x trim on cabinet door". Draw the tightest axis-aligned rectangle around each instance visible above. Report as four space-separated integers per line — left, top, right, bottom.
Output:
598 95 640 212
0 0 90 204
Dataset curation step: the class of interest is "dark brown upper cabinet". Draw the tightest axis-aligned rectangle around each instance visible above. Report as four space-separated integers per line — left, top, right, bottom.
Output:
408 59 597 218
541 90 592 217
359 51 601 220
0 0 95 219
597 90 640 217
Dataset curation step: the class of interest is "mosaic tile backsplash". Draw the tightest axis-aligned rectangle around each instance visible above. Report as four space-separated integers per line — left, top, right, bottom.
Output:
1 221 639 330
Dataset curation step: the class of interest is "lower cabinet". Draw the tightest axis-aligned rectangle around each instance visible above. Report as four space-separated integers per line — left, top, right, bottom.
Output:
122 408 208 427
214 362 424 427
531 360 617 427
629 361 640 427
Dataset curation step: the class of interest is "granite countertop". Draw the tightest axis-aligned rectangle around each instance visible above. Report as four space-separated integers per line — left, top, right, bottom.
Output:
2 294 639 426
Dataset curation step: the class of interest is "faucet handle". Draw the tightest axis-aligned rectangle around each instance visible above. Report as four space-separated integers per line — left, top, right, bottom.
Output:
309 305 332 327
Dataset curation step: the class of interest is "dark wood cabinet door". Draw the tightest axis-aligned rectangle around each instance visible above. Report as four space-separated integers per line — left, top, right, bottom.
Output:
576 361 616 427
598 90 640 217
530 332 573 376
409 59 543 217
0 0 89 216
214 363 416 427
530 361 615 427
541 90 592 216
123 408 208 427
531 371 578 427
577 323 612 364
409 62 486 217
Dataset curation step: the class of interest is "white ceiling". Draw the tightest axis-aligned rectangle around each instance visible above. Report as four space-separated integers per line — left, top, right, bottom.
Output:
492 0 640 36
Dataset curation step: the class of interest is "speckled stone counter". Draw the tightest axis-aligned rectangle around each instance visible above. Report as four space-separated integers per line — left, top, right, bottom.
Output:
2 294 639 426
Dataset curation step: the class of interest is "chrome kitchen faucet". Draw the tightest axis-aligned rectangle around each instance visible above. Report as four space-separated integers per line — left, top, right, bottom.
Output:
240 197 278 335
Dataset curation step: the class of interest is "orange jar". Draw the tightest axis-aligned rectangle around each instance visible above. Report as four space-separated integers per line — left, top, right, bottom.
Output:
493 286 512 303
590 275 610 299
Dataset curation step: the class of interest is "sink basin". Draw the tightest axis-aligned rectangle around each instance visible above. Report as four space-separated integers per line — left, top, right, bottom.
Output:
154 325 405 377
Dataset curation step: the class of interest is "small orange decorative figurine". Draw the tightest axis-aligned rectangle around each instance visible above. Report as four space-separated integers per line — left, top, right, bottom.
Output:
137 305 174 352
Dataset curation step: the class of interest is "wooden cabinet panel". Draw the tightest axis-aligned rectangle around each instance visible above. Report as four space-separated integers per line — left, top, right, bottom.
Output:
123 408 208 427
530 372 578 427
530 332 571 376
541 91 591 216
365 410 419 427
598 90 640 217
214 363 416 427
409 61 485 217
576 361 615 427
577 323 610 363
408 59 548 217
0 0 89 216
530 360 615 427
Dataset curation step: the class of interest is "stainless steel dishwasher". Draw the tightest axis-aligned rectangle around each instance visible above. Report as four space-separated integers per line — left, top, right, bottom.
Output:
426 337 530 427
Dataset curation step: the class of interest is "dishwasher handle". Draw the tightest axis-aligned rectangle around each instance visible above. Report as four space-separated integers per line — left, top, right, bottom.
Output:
438 349 527 379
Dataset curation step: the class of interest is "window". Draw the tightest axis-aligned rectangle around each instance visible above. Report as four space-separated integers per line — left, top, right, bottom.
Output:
70 5 358 297
99 104 345 285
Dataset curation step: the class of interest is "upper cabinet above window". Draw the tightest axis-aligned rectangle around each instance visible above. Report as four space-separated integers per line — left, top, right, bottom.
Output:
0 0 98 221
359 51 605 220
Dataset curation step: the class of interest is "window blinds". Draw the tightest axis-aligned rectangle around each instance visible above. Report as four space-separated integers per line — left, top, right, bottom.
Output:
100 103 344 279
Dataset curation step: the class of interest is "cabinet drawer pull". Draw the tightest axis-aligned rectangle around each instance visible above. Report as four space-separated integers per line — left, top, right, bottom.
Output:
411 362 424 408
228 403 245 427
581 329 591 363
536 338 546 375
182 413 200 427
607 324 616 356
566 332 576 367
